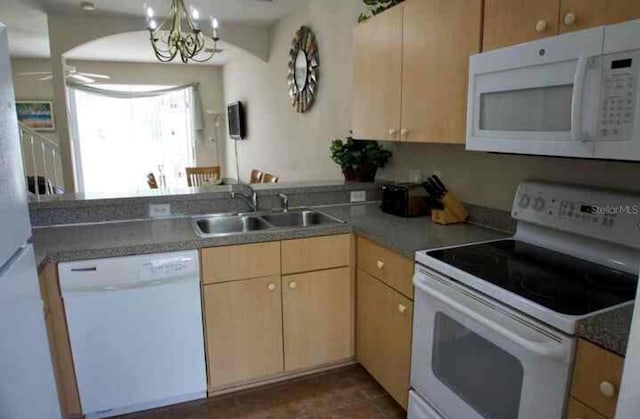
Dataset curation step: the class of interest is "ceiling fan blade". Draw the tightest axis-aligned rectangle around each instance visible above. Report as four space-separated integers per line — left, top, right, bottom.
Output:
37 75 54 81
78 72 110 79
70 74 95 83
18 72 52 76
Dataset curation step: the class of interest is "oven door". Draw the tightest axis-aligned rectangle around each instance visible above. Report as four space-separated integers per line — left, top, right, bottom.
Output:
466 27 604 158
411 267 574 419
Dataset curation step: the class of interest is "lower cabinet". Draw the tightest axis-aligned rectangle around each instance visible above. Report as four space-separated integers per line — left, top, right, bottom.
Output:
203 276 284 389
357 269 413 409
283 267 353 371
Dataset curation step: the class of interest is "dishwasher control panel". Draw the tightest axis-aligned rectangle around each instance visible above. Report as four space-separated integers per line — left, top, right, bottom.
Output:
141 257 195 281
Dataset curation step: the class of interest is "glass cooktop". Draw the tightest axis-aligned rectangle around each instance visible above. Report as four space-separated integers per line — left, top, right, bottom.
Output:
427 240 638 316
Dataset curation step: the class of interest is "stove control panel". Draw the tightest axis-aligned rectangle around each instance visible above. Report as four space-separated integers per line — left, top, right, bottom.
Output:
512 182 640 249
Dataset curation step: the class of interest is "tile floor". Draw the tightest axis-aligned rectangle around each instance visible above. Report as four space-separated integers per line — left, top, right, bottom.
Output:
116 364 406 419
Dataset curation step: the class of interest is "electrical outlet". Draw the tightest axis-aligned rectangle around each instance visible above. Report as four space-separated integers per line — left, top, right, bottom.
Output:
350 191 366 203
149 204 171 218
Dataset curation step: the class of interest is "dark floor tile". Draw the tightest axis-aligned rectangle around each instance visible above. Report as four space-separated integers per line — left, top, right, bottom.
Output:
372 395 406 419
314 400 386 419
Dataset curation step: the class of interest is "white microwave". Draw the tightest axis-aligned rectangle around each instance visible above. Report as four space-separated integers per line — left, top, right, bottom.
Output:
467 19 640 160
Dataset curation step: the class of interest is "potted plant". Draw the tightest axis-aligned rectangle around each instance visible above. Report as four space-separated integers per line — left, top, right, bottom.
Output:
330 137 392 182
358 0 405 23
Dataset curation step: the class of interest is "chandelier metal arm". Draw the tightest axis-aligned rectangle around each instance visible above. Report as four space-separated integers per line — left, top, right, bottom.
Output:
147 0 221 63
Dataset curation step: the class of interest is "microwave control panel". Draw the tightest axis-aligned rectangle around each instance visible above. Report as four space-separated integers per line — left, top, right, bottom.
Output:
599 51 640 141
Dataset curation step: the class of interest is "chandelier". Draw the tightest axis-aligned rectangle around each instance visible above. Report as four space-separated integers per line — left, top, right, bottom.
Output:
145 0 220 63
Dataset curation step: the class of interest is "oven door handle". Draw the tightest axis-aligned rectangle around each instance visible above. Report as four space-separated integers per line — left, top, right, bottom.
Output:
422 280 568 360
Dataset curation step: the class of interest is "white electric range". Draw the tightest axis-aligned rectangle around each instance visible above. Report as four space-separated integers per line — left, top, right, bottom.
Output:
409 181 640 419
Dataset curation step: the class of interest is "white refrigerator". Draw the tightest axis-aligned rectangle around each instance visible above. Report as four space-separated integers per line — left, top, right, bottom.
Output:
0 23 62 419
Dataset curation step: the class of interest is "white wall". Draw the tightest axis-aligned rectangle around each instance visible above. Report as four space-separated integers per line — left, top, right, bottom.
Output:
222 0 366 182
11 58 226 171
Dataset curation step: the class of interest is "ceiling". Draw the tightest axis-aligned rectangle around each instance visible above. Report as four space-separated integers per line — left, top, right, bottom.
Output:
0 0 306 62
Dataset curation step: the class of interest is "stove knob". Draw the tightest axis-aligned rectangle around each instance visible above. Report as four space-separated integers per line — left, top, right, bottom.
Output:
533 198 546 212
519 194 531 209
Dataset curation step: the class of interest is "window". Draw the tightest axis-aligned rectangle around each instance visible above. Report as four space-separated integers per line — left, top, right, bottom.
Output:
70 84 196 194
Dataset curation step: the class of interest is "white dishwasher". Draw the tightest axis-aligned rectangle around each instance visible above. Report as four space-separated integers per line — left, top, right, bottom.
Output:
59 250 206 418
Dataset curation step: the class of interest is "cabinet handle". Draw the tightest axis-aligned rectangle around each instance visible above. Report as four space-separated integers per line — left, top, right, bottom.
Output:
376 260 385 270
599 381 616 398
267 283 276 291
400 128 409 138
535 19 547 33
398 304 407 314
388 128 399 137
288 281 298 290
564 12 576 26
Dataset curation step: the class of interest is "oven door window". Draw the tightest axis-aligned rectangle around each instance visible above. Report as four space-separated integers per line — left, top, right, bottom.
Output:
432 312 524 419
480 84 573 132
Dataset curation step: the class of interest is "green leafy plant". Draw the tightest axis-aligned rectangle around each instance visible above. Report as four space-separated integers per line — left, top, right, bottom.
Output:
358 0 405 23
330 137 392 182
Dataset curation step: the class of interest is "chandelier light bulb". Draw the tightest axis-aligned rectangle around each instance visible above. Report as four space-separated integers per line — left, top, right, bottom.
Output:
148 19 158 30
146 7 154 18
192 8 199 20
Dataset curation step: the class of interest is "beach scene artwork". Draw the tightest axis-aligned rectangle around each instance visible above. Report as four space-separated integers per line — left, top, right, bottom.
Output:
16 101 55 131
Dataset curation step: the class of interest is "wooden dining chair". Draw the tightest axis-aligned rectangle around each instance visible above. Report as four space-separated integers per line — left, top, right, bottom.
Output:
262 173 280 183
250 169 264 184
186 166 221 187
147 173 158 189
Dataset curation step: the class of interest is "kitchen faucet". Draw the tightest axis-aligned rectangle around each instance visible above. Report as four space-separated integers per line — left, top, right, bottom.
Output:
231 190 257 212
279 193 289 212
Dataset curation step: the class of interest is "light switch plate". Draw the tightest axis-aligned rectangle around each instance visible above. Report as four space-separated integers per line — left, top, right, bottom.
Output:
350 191 366 203
149 204 171 218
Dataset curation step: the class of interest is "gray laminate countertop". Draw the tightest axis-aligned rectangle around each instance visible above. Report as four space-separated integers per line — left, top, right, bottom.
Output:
31 202 631 356
576 305 634 357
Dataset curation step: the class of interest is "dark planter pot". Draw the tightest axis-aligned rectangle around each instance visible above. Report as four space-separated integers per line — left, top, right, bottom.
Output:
342 166 377 182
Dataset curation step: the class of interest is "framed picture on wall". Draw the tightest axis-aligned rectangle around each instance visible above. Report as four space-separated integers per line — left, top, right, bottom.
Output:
15 100 55 131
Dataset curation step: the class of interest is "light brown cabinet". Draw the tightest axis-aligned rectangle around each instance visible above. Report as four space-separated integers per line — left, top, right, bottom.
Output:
483 0 560 50
203 276 284 389
357 236 414 299
201 235 354 392
352 0 482 144
283 267 353 371
484 0 640 51
352 4 403 142
566 398 607 419
38 262 81 418
357 269 413 409
569 339 624 419
560 0 640 33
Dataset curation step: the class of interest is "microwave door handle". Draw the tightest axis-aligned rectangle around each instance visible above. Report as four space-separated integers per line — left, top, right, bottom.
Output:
571 57 589 141
422 281 568 359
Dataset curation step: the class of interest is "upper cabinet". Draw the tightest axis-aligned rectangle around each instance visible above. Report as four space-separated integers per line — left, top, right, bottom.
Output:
559 0 640 33
484 0 640 50
352 0 482 144
483 0 560 50
401 0 482 143
352 5 403 142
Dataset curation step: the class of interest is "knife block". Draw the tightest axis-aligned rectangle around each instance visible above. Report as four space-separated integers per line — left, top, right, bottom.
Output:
431 193 469 225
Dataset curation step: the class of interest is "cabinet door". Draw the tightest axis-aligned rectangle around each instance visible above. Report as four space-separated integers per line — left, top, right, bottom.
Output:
560 0 640 33
204 276 284 389
400 0 482 144
483 0 560 51
566 398 607 419
282 267 353 371
352 5 403 141
357 269 413 409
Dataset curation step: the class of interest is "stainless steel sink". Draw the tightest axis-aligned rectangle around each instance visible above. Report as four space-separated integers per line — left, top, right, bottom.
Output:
194 215 271 236
192 209 344 238
261 210 339 228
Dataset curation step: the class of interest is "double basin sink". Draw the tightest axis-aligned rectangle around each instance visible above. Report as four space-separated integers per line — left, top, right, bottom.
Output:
192 209 345 238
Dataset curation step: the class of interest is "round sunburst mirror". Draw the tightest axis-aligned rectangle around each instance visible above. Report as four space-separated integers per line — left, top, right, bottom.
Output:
288 26 319 113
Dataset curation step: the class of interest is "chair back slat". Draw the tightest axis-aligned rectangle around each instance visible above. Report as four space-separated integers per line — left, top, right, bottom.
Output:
186 166 221 187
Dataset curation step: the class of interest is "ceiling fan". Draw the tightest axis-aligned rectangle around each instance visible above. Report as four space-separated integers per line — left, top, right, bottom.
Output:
17 66 110 84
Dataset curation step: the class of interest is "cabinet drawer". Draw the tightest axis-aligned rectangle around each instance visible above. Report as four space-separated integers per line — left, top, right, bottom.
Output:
566 398 607 419
357 236 414 299
201 242 281 284
570 339 624 418
281 234 351 275
357 269 412 409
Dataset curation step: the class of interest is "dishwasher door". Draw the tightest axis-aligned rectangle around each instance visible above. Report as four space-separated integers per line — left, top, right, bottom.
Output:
59 250 206 418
